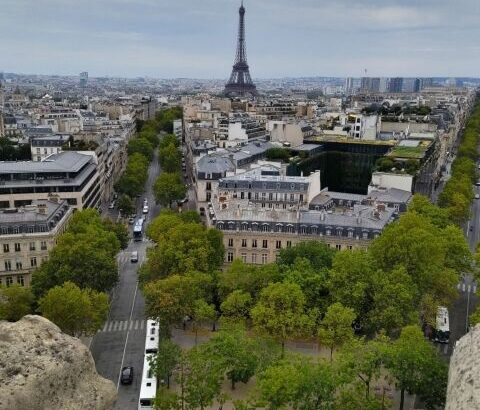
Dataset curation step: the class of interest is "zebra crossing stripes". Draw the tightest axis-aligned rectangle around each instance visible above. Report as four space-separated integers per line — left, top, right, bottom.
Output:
98 319 145 333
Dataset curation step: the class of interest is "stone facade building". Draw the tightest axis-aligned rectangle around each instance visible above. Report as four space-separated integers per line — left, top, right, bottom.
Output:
0 199 72 287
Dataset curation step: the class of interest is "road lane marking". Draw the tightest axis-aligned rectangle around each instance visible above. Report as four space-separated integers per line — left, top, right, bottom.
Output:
113 321 118 331
462 283 466 292
116 281 139 391
102 322 108 332
134 320 139 330
129 320 133 330
140 320 144 330
107 321 113 332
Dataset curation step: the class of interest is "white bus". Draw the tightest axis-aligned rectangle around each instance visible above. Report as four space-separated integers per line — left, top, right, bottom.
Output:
133 218 145 242
145 320 159 354
433 306 450 344
138 354 157 410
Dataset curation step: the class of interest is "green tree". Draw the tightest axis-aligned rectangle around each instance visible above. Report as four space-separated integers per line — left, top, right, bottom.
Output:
385 325 448 410
281 258 330 312
127 137 154 160
149 339 182 388
103 218 129 249
277 241 336 271
339 336 389 399
154 172 186 207
257 360 303 409
369 211 460 306
153 388 180 410
0 285 34 321
191 299 216 344
117 194 135 216
159 143 182 173
159 133 180 149
201 328 262 390
38 281 109 337
328 250 377 327
184 347 223 410
218 260 281 302
265 147 291 162
318 302 356 361
220 290 252 324
143 275 202 337
251 282 315 356
368 267 418 335
142 223 223 281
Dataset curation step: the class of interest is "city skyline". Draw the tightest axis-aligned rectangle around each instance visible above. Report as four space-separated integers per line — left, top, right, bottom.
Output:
1 0 480 78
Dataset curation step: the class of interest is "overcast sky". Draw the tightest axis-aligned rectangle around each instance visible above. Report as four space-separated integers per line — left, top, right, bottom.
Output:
1 0 479 78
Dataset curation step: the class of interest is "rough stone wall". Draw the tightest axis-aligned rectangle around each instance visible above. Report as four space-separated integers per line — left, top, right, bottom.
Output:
0 315 116 410
446 324 480 410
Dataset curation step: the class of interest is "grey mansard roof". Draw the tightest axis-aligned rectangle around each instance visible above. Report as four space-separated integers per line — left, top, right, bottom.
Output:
196 155 235 175
0 152 92 174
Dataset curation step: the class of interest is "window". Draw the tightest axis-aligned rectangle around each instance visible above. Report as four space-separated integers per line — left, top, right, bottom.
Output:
290 194 295 202
4 260 11 271
17 275 24 286
206 182 212 190
254 192 259 200
287 241 292 248
228 238 233 247
36 148 40 154
30 257 37 267
3 244 9 253
30 242 36 251
241 253 247 263
276 240 282 249
299 194 304 202
262 240 268 249
206 192 211 201
262 224 269 232
227 252 234 263
240 191 244 199
14 243 21 252
326 229 331 236
261 254 268 264
252 239 257 248
348 245 353 250
15 260 22 270
269 193 273 200
252 254 257 264
5 276 13 286
335 244 342 250
41 241 47 250
348 231 353 238
362 232 369 239
242 239 247 247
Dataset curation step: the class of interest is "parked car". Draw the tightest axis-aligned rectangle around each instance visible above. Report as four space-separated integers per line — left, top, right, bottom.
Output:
108 201 115 209
120 366 134 385
143 198 148 206
476 194 480 200
130 251 138 263
128 217 135 224
142 205 149 214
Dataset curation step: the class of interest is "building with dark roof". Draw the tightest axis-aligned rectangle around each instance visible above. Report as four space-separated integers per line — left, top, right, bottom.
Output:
0 199 72 287
0 151 101 209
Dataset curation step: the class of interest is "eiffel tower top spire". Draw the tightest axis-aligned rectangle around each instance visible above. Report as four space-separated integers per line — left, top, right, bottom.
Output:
224 1 257 97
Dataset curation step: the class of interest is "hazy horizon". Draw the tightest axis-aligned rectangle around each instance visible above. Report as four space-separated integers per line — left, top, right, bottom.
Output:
1 0 479 78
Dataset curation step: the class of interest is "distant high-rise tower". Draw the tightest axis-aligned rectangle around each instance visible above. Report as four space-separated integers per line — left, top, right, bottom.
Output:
224 1 257 97
79 71 88 88
389 77 403 93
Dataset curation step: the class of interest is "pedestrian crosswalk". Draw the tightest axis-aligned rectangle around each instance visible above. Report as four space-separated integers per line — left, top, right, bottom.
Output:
99 319 146 333
457 283 477 293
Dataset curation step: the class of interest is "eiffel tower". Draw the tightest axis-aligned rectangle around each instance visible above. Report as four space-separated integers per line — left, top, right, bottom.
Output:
224 1 257 97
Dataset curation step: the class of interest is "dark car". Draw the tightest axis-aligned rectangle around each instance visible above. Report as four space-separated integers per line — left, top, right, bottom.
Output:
120 366 134 385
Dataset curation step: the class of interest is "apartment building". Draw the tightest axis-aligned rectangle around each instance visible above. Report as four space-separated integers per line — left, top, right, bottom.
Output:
207 166 400 265
0 199 72 287
0 151 101 209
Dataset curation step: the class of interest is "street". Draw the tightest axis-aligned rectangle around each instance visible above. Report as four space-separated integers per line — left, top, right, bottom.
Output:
91 148 161 409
